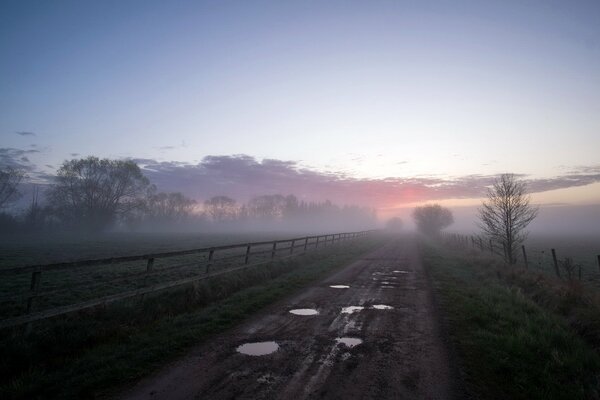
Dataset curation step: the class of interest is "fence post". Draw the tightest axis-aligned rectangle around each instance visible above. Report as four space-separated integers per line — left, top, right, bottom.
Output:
26 270 42 313
304 237 308 251
597 255 600 273
271 242 277 259
551 249 561 277
244 244 251 264
146 257 154 272
521 245 528 269
290 239 295 255
206 249 214 274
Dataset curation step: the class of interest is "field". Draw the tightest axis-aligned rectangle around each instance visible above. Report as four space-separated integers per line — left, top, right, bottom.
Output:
423 239 600 399
0 231 320 319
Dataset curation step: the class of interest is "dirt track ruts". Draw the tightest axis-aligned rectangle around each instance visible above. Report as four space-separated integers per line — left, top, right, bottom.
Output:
120 237 456 399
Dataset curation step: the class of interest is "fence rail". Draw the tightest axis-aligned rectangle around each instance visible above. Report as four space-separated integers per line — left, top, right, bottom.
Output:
0 230 375 330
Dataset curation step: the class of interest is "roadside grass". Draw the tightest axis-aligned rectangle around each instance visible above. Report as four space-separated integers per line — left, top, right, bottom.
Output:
422 241 600 400
0 236 385 399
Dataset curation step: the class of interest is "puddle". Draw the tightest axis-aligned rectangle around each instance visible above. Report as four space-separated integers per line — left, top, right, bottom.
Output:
330 285 350 289
381 281 391 285
289 308 319 316
341 306 364 314
393 270 409 273
236 341 279 356
335 337 363 348
381 285 395 288
371 304 394 310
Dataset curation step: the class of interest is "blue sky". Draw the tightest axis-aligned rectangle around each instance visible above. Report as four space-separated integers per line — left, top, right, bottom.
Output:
1 0 600 209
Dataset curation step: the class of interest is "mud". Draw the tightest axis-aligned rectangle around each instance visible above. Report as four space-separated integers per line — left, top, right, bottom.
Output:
120 237 457 400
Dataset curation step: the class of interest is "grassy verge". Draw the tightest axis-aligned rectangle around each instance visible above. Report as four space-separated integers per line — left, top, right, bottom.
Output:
0 236 386 399
422 241 600 400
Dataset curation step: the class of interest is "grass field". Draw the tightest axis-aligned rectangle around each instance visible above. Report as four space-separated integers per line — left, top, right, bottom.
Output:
0 231 325 318
0 233 386 399
424 240 600 399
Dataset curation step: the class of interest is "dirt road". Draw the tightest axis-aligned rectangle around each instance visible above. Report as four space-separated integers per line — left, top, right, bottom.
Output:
120 237 456 400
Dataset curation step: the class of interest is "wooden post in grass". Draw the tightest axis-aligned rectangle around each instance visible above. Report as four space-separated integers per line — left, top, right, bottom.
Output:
304 237 309 251
522 246 529 269
551 249 561 277
206 249 214 274
597 255 600 273
271 242 277 259
244 244 251 264
290 239 295 255
146 257 154 272
26 270 42 313
315 236 320 248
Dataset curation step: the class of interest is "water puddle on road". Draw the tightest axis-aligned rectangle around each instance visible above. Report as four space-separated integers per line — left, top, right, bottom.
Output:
371 304 394 310
236 341 279 356
330 285 350 289
335 337 363 348
289 308 319 316
393 270 409 274
341 306 364 314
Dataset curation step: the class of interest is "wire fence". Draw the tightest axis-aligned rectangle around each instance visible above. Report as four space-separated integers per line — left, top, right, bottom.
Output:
443 232 600 284
0 230 376 330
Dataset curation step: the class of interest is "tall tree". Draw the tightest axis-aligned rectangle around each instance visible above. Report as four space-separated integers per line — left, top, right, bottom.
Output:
146 191 197 223
47 157 149 231
0 166 24 209
204 196 237 222
478 173 538 264
412 204 453 237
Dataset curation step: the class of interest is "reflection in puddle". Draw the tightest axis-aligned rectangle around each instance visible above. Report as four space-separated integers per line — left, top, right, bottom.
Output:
371 304 394 310
330 285 350 289
236 341 279 356
341 306 364 314
393 270 409 273
335 337 363 348
289 308 319 316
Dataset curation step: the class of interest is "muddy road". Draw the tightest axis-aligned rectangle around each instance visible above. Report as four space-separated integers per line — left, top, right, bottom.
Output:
120 237 457 400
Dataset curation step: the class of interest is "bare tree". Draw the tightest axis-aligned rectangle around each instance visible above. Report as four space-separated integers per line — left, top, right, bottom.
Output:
478 173 538 264
0 166 25 209
204 196 237 222
47 157 149 231
146 191 197 223
412 204 453 237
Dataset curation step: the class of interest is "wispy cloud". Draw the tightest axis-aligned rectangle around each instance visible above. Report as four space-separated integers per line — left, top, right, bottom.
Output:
15 131 36 136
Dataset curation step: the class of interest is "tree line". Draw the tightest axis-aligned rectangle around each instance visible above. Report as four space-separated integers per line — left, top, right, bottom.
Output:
0 157 376 233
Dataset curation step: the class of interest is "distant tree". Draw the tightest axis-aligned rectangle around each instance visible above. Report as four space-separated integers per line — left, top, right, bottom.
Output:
204 196 237 222
412 204 453 237
478 173 538 264
0 166 25 209
385 217 403 232
146 191 197 223
247 194 286 220
47 157 149 231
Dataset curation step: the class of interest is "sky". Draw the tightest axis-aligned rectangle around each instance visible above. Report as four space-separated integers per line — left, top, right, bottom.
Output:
1 0 600 222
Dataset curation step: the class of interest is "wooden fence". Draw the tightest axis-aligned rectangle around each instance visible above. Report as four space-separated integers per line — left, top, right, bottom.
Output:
0 230 375 330
444 233 600 281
